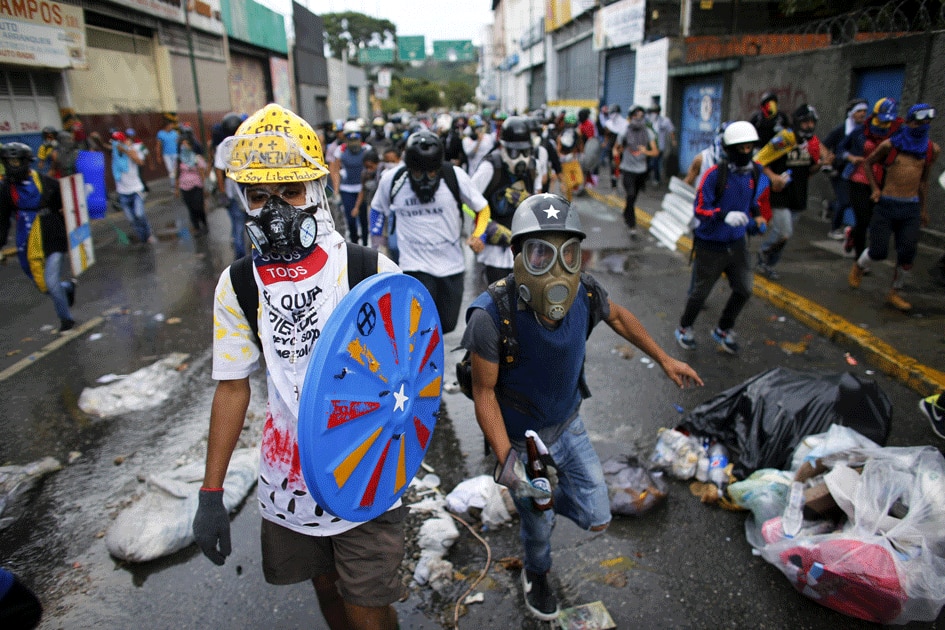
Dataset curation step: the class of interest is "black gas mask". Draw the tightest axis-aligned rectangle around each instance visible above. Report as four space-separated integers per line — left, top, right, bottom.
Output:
409 170 440 204
245 196 318 258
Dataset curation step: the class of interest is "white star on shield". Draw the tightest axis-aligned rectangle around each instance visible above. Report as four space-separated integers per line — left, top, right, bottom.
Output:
393 383 409 412
543 205 560 219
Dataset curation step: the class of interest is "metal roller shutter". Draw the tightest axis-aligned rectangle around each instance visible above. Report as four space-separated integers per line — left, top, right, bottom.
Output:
557 35 596 101
603 49 634 112
529 64 545 110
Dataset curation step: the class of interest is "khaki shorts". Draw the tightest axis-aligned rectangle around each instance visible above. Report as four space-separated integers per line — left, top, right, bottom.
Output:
260 505 406 608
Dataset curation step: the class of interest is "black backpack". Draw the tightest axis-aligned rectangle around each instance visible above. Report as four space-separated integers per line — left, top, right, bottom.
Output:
229 243 379 349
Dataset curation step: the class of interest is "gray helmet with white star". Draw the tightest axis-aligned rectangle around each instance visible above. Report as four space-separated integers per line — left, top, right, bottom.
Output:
510 193 585 252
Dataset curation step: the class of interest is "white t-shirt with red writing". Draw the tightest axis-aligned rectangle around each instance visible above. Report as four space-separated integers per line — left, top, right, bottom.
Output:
212 231 399 536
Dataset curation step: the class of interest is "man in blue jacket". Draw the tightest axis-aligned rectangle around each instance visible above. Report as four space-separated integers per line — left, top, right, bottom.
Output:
675 121 770 355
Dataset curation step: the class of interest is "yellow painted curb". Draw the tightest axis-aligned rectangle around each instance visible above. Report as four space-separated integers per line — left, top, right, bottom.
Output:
0 316 104 382
585 188 945 396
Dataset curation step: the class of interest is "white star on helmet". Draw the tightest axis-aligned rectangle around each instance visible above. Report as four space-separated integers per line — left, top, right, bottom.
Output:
543 205 560 219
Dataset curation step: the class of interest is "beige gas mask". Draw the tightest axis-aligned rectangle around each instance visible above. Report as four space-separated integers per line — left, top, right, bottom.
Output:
513 232 582 321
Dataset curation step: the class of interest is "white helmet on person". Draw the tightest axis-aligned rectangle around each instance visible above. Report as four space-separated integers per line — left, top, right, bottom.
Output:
722 121 758 147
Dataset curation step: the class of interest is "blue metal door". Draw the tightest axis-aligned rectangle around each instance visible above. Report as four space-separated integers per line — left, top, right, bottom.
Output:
678 77 724 175
348 86 359 119
854 66 904 110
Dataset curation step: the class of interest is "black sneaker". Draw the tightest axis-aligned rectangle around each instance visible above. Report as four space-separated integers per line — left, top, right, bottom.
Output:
521 569 559 621
920 394 945 439
59 319 75 333
711 327 740 355
66 278 77 307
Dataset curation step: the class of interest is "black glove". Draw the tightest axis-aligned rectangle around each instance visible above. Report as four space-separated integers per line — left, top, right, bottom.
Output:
193 488 231 565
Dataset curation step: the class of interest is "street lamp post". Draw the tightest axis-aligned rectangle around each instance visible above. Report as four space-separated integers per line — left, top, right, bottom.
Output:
183 1 206 145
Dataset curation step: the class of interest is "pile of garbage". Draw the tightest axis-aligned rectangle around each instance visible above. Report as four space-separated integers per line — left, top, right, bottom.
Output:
645 368 945 624
730 425 945 625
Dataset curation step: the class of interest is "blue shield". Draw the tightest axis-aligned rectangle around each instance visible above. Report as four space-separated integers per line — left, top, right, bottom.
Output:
298 273 444 522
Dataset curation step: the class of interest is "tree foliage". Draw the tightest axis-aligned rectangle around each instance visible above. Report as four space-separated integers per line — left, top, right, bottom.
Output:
443 81 475 110
386 77 442 113
323 12 396 60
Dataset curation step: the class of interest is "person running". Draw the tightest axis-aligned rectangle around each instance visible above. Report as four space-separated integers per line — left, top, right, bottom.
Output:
214 112 249 259
330 121 370 245
613 106 658 236
471 115 541 284
462 193 702 621
556 112 585 202
155 115 180 186
112 131 156 245
754 104 830 280
674 121 770 355
0 142 77 333
851 104 940 311
174 135 208 235
194 104 404 630
370 130 491 333
837 97 900 267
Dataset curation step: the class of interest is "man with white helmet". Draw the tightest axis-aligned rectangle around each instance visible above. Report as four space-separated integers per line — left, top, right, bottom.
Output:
193 104 403 629
462 193 702 621
674 121 770 355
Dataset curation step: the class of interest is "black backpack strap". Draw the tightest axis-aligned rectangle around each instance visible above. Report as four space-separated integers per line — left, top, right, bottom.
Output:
389 165 410 204
580 272 604 339
229 245 379 352
482 151 505 202
439 162 463 215
346 242 379 288
229 255 261 349
486 274 519 367
713 159 729 201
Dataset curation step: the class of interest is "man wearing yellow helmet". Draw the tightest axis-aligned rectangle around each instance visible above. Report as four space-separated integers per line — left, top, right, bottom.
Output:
194 104 403 629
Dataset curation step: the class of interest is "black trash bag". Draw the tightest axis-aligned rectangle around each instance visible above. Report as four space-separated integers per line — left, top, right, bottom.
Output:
677 368 891 480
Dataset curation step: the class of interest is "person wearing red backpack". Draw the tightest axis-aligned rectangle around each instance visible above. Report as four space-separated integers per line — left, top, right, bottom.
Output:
851 104 940 311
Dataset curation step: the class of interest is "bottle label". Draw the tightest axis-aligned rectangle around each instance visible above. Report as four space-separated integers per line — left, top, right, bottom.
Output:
531 477 552 507
709 454 728 470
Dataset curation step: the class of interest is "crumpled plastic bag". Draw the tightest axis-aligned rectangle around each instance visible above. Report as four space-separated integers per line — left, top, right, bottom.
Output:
79 353 190 417
756 426 945 624
105 448 258 562
649 428 702 480
444 474 515 528
602 456 667 516
0 456 62 531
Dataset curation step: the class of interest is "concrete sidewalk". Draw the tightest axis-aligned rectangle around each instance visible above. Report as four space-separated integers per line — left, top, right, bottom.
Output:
584 176 945 396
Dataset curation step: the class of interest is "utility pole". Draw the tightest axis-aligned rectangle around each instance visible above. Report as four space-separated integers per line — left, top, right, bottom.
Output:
183 1 206 144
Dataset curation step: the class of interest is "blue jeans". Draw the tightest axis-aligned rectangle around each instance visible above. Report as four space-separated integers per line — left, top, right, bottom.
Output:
118 192 152 242
759 208 799 268
226 196 247 259
341 191 367 245
44 251 72 321
512 416 611 574
867 196 922 266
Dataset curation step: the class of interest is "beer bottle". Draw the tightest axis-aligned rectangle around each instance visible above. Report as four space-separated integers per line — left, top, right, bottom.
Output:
525 430 553 511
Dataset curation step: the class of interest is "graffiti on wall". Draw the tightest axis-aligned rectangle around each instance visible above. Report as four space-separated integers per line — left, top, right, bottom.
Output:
229 55 267 117
738 85 809 121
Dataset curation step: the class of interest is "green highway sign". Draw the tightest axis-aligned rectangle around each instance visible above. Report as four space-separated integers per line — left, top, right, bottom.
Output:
397 36 426 61
358 47 395 64
432 40 476 62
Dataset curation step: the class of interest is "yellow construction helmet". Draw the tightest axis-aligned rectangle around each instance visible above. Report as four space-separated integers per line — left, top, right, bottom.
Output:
220 104 327 184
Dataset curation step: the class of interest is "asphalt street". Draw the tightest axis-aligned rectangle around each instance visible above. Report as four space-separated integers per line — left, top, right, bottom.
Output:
0 178 943 629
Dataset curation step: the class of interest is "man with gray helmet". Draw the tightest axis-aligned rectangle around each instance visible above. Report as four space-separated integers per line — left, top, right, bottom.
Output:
462 193 702 621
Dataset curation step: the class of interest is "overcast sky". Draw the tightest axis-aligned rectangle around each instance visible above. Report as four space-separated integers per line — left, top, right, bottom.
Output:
256 0 495 46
